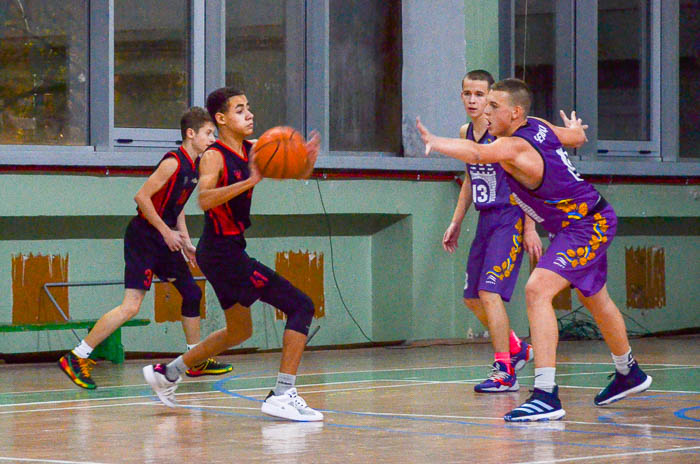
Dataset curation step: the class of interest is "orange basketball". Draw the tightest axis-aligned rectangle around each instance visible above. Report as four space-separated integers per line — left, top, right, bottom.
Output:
253 126 309 179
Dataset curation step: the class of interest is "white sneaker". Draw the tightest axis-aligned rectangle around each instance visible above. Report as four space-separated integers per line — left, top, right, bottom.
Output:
261 388 324 422
143 363 181 407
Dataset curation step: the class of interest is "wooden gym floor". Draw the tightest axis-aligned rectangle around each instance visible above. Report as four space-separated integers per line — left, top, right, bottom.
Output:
0 336 697 463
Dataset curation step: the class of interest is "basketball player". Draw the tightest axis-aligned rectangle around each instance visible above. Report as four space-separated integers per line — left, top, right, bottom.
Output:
444 70 539 393
143 87 324 422
418 78 652 421
58 107 233 390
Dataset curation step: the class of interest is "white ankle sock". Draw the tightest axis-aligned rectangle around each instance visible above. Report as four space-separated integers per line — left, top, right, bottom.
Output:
612 349 633 375
534 367 557 393
274 373 296 395
73 340 93 359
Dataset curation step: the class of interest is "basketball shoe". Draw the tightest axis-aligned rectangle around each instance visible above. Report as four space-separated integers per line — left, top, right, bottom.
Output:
58 351 96 390
504 386 566 422
594 361 652 405
511 340 534 372
143 363 181 407
261 388 324 422
474 361 519 393
185 358 233 377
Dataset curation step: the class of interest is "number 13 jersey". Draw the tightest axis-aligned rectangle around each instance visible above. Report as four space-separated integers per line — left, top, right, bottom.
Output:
465 123 514 211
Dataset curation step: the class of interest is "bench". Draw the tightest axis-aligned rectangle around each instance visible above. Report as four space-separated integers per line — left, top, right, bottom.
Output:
0 318 150 364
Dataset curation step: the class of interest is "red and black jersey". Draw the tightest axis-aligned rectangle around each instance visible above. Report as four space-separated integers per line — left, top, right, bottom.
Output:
137 146 199 228
202 139 254 237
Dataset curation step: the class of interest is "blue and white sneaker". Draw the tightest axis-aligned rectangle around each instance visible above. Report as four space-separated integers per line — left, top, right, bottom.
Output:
474 361 519 393
511 340 534 372
594 361 652 406
504 386 566 422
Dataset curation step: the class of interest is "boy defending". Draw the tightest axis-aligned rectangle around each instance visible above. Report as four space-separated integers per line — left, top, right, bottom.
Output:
58 107 232 389
418 78 652 421
443 70 539 392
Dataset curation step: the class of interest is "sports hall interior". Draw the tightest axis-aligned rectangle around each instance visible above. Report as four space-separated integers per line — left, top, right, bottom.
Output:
0 1 698 463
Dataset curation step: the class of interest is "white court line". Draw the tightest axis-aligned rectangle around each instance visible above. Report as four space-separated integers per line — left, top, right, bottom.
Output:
1 361 695 397
0 457 111 464
513 445 700 463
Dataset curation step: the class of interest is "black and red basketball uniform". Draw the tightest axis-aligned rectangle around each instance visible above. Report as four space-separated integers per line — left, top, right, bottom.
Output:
196 139 313 334
123 146 200 305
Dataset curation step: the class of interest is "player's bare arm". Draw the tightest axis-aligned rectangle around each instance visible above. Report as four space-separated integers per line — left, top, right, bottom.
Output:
417 117 518 165
443 173 473 254
175 210 197 266
134 157 185 251
522 215 543 261
534 110 588 148
198 148 262 211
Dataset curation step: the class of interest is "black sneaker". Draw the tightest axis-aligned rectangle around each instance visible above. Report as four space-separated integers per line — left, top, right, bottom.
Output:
58 351 97 390
504 386 566 422
594 361 652 406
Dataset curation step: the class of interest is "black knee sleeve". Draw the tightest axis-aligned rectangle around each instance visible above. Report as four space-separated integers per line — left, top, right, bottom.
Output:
179 282 202 318
284 291 314 335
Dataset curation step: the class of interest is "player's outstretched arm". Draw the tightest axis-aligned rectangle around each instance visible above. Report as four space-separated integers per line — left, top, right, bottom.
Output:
198 148 261 211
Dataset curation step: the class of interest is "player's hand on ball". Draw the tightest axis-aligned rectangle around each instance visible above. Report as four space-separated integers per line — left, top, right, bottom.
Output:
248 149 263 184
302 130 321 178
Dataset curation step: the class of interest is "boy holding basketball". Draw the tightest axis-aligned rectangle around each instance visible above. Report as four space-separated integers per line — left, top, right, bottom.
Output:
143 87 324 422
443 70 541 393
58 107 233 390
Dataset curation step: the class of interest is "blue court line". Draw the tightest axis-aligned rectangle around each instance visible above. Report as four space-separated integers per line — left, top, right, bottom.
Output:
675 406 700 423
209 376 700 447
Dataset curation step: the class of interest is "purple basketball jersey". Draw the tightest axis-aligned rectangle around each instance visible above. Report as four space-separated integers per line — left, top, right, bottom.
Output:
465 123 512 211
506 118 603 235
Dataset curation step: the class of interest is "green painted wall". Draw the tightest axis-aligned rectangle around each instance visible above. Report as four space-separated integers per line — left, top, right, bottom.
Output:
0 174 698 357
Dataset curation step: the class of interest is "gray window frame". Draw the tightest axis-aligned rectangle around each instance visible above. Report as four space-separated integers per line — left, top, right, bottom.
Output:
499 0 700 176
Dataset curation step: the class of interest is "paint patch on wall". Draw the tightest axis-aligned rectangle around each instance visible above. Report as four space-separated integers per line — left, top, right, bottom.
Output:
11 253 69 324
274 250 325 320
154 265 206 323
626 246 666 309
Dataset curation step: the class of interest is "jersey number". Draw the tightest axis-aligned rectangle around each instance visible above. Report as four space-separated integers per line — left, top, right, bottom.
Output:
556 147 583 181
472 184 490 203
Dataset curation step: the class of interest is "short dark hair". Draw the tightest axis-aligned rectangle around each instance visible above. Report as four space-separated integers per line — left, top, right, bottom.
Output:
180 106 213 140
464 69 495 87
491 78 533 115
206 87 245 126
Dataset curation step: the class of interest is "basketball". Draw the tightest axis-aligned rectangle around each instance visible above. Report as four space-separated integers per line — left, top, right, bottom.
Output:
253 126 309 179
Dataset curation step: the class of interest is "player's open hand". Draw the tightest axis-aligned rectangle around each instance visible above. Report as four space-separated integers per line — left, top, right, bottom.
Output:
303 130 321 178
416 117 433 156
559 110 589 143
442 222 461 253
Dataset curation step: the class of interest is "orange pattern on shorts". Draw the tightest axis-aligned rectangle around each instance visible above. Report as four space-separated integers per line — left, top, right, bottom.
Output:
555 213 610 268
486 218 524 281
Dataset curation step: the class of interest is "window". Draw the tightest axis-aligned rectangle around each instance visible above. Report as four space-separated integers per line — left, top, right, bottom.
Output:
225 0 303 138
329 0 402 153
679 0 699 158
114 0 190 139
598 0 653 142
0 0 89 146
514 0 555 122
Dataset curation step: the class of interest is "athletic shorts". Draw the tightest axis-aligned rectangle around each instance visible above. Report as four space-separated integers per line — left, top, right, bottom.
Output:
196 234 307 311
464 204 525 302
123 216 194 290
536 200 617 297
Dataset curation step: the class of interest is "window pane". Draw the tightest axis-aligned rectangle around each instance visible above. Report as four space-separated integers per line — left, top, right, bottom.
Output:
679 0 699 158
226 1 287 137
514 0 555 121
598 0 651 141
114 0 189 129
0 1 88 145
329 0 402 152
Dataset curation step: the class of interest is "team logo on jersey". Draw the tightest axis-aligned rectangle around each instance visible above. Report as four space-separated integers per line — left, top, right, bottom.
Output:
233 170 243 180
